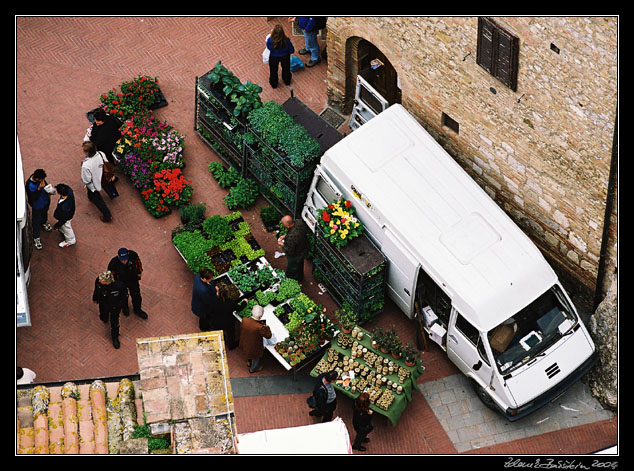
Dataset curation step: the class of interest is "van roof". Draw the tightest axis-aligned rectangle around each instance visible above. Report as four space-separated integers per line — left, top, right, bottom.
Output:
321 104 557 331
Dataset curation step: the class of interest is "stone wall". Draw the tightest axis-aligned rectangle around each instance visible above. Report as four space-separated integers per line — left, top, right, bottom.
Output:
325 16 618 294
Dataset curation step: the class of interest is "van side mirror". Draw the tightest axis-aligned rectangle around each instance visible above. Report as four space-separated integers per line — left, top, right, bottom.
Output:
473 360 482 371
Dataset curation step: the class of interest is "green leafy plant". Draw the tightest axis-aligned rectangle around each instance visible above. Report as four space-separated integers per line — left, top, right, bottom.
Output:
179 202 206 229
132 424 170 451
172 230 215 274
228 264 260 293
260 205 282 229
202 214 234 246
208 162 241 189
223 177 259 210
229 81 263 117
247 101 321 169
335 302 359 331
275 277 302 303
401 341 418 365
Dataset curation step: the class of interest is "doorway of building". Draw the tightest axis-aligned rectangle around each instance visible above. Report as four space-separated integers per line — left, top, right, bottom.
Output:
357 39 401 107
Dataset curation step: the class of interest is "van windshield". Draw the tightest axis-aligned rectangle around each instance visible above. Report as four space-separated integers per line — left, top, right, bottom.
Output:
487 285 578 375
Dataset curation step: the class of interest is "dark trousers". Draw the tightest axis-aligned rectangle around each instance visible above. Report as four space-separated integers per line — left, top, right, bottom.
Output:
122 281 142 314
87 188 112 219
352 425 373 448
31 206 49 239
99 305 121 340
268 54 291 88
285 253 306 282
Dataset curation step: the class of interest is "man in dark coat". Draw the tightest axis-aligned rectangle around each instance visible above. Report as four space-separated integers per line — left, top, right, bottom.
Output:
278 215 310 282
52 183 76 248
191 267 218 331
108 248 148 319
88 108 123 162
93 270 128 349
308 370 338 422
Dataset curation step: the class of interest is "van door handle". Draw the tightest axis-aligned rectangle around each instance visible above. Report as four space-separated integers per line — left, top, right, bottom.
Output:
448 334 458 344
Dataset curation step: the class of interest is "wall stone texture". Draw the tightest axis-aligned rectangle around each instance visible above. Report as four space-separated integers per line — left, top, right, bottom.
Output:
325 16 618 295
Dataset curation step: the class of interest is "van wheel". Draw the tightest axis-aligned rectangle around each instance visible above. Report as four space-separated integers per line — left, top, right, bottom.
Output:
472 380 496 411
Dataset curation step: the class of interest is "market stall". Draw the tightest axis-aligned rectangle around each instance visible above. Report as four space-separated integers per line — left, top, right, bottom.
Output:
310 326 425 427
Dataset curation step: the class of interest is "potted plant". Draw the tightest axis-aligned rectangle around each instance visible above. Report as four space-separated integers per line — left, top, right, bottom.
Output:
179 202 206 228
402 341 419 367
335 303 358 334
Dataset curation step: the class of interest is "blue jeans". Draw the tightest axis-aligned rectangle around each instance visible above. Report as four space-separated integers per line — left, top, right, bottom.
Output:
303 30 320 61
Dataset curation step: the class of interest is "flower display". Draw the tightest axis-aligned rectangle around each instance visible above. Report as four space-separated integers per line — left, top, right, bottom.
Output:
152 128 185 166
100 74 191 218
317 199 364 248
100 75 161 120
140 168 193 218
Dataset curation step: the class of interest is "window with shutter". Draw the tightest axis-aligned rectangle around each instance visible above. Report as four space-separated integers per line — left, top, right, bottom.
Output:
476 17 519 92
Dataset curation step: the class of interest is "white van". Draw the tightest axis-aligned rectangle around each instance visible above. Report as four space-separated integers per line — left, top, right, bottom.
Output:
16 136 33 327
302 104 598 421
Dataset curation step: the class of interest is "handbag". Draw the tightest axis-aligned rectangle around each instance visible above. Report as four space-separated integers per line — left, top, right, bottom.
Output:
99 152 119 199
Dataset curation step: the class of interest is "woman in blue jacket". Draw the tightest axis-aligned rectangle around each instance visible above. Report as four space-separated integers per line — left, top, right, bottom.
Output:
266 24 295 88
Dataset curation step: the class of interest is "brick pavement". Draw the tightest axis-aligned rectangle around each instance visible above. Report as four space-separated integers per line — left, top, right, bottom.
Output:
16 16 617 455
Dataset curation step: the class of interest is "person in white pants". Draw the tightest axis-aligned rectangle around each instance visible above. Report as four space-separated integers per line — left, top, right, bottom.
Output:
53 183 76 248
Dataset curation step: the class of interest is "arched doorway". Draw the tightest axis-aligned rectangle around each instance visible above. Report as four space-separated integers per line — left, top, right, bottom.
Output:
356 39 401 106
342 37 401 127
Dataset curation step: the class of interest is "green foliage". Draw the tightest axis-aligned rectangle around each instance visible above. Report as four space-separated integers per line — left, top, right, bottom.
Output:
202 214 234 246
260 205 282 228
172 230 215 274
275 277 302 303
223 177 259 210
228 264 260 293
132 424 170 451
207 61 263 117
208 162 240 189
247 101 321 169
335 302 359 330
179 202 206 229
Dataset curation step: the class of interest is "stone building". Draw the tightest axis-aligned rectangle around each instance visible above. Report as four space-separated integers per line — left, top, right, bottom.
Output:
325 16 617 304
324 16 618 410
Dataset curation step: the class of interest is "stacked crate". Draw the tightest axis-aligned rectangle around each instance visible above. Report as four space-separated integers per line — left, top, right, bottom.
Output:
313 230 387 322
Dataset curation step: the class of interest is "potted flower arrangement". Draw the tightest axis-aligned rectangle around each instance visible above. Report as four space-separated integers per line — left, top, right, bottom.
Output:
317 199 364 248
335 302 358 334
385 327 402 359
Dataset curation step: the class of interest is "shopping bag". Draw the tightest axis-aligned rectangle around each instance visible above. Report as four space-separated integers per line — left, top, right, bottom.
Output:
262 34 271 64
290 56 304 72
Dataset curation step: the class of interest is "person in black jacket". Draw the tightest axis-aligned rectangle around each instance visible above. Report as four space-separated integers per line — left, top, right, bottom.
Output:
191 267 218 331
352 392 374 452
308 370 338 422
87 108 123 163
278 215 310 282
52 184 76 248
108 248 148 319
213 281 241 350
93 270 128 349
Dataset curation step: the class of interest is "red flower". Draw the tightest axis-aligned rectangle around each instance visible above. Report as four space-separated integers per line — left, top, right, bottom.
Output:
321 211 331 222
344 200 351 208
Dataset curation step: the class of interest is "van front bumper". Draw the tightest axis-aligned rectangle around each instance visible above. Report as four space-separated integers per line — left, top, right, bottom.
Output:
503 350 599 422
